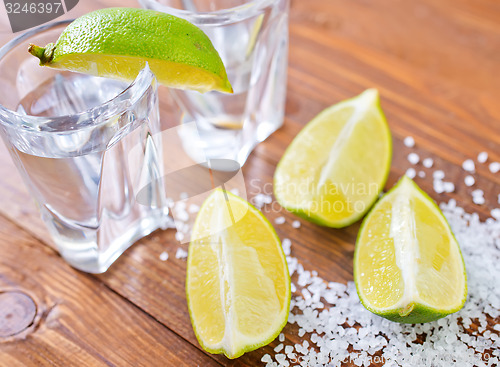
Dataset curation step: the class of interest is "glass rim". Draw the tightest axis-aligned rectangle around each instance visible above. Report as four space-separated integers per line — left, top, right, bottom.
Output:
140 0 281 24
0 20 155 134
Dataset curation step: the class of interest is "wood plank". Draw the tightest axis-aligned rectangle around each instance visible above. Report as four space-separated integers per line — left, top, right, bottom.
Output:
0 216 220 366
0 0 499 365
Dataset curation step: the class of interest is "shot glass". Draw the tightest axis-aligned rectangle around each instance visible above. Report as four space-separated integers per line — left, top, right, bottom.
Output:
139 0 290 165
0 21 168 273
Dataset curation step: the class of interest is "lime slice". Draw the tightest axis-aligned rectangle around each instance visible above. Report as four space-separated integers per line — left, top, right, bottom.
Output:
28 8 232 94
186 190 290 359
354 176 467 323
274 89 392 228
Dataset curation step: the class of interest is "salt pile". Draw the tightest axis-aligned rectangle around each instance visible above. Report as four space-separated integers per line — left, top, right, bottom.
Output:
260 137 500 366
262 201 499 366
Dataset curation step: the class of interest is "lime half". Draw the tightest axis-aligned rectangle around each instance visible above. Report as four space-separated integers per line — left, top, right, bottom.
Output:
28 8 232 93
354 176 467 323
274 89 392 228
186 190 290 359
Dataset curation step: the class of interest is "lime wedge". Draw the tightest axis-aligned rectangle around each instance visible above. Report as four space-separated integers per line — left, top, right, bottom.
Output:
186 190 290 359
28 8 232 94
274 89 392 228
354 176 467 323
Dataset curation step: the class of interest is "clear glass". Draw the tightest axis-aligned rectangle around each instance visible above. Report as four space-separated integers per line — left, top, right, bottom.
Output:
0 21 168 273
139 0 290 165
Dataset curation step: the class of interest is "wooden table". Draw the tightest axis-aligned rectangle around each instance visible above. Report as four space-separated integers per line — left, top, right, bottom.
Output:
0 0 499 366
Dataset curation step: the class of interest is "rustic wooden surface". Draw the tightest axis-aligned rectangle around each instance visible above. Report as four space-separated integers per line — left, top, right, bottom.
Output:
0 0 499 366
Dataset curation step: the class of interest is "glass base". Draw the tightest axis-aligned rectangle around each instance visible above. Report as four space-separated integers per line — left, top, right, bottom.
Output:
55 209 170 273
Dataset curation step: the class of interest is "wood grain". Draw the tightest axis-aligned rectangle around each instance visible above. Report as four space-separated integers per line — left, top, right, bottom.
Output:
0 0 499 366
0 216 220 366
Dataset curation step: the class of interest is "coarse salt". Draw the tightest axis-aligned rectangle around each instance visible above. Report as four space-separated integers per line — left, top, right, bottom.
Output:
175 248 188 259
292 220 301 229
275 216 286 225
433 180 444 194
489 162 500 174
159 251 169 261
433 170 445 180
252 193 273 209
175 231 185 242
464 175 475 187
264 195 500 367
472 196 485 205
422 158 434 168
477 152 488 163
491 208 500 220
405 168 416 179
282 238 292 256
462 159 475 172
403 136 415 148
471 189 484 197
407 153 420 165
443 181 455 193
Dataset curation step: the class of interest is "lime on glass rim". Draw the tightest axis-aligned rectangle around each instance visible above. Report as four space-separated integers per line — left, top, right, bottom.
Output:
28 7 233 94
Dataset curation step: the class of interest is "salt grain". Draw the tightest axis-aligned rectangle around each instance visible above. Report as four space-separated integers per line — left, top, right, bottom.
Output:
433 170 445 180
443 181 455 193
464 175 475 187
418 171 426 178
423 158 434 168
261 354 272 363
188 204 200 213
472 189 484 197
472 196 485 206
159 251 169 261
274 344 284 353
407 153 420 165
405 168 416 179
491 208 500 220
489 162 500 174
275 216 286 225
175 231 185 242
292 220 301 229
175 248 188 259
252 193 273 209
282 238 292 256
403 136 415 148
279 333 285 342
477 152 488 163
433 180 444 194
268 199 500 366
462 159 475 172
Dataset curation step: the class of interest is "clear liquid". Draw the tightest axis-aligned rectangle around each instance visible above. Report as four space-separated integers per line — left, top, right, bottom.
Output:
11 73 166 273
167 5 289 164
